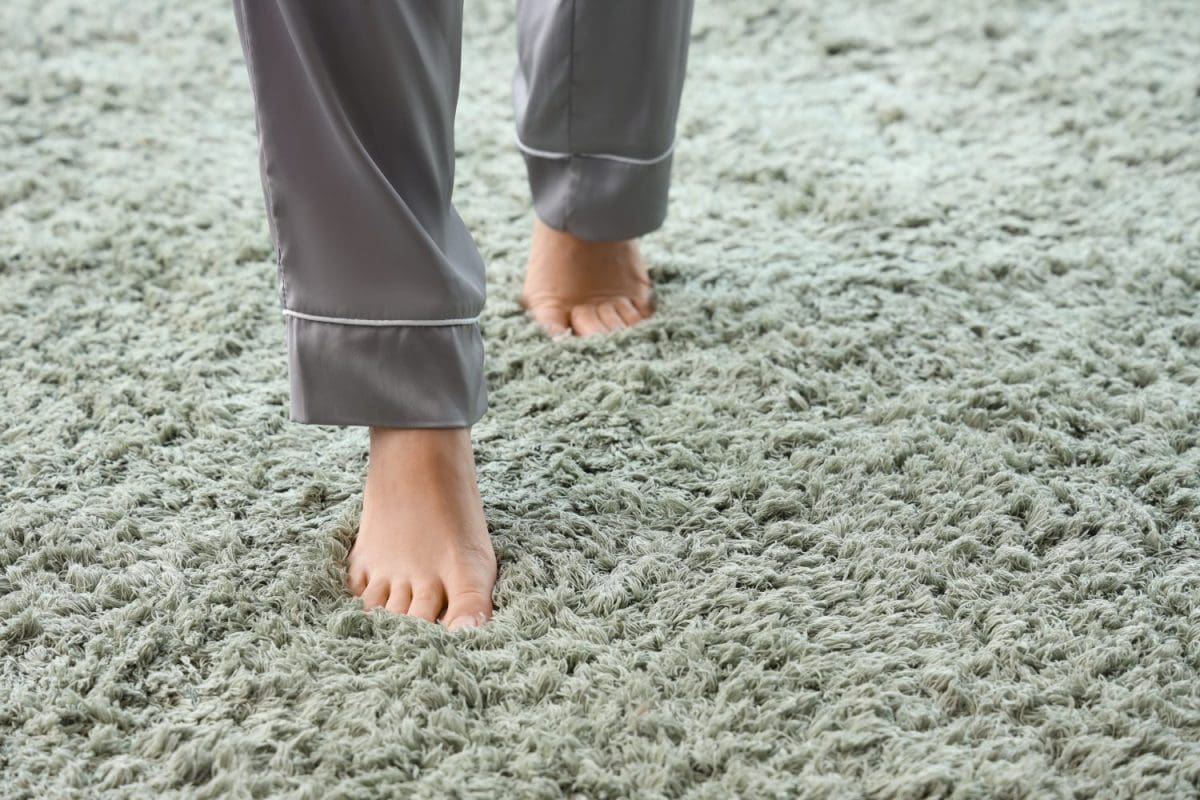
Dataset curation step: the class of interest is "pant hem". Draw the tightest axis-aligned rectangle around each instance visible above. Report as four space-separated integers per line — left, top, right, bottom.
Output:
285 315 487 428
521 150 674 241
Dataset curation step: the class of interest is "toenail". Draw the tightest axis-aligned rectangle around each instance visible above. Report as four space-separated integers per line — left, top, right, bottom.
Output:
448 613 485 631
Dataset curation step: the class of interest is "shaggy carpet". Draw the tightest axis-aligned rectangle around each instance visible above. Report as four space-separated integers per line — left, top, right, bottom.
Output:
2 0 1199 797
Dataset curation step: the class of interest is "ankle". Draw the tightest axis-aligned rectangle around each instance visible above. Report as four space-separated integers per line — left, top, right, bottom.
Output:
367 426 474 473
533 216 636 254
368 425 470 447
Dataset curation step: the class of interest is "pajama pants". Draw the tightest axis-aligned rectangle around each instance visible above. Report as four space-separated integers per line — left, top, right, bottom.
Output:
231 0 694 428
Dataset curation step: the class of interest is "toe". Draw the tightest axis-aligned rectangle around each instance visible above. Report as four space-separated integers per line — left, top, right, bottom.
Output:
346 564 368 596
612 297 644 327
443 588 493 631
633 286 656 318
596 302 627 332
385 581 412 615
360 578 390 611
407 582 447 623
524 300 570 338
569 304 606 337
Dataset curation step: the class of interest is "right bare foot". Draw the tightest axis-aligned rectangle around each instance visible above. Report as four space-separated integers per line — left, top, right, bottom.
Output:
346 426 496 630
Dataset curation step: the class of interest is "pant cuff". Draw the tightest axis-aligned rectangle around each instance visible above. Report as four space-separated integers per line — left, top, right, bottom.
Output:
522 152 674 242
285 315 486 428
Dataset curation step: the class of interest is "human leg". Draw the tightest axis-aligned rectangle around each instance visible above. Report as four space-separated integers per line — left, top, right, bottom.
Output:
513 0 694 335
232 0 494 627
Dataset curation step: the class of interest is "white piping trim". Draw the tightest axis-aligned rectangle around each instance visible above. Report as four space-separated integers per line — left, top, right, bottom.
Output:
282 308 479 327
514 134 676 166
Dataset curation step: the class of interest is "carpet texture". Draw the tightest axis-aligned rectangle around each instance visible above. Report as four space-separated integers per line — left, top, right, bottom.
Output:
3 1 1200 797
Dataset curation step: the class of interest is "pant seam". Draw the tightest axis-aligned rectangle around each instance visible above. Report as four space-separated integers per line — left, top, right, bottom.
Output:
564 0 578 231
513 133 677 165
282 308 480 327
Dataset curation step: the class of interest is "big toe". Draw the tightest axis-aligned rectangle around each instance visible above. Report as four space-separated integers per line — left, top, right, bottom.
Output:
443 587 494 631
524 299 571 338
569 303 607 337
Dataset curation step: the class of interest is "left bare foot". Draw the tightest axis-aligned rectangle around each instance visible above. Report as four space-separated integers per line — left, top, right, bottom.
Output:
520 217 655 337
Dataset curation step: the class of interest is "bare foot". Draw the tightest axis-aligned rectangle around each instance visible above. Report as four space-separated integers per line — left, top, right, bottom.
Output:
521 216 656 337
346 427 496 630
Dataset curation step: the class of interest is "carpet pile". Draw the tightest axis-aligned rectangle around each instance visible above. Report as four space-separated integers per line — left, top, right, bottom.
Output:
2 1 1199 797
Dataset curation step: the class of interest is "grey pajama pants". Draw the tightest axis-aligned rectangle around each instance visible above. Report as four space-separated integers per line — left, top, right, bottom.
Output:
231 1 693 428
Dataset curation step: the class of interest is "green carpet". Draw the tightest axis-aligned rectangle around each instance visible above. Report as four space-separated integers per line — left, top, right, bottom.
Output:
3 1 1199 797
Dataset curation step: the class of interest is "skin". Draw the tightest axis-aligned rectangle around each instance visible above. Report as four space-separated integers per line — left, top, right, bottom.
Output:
520 217 655 337
346 219 656 627
347 426 495 630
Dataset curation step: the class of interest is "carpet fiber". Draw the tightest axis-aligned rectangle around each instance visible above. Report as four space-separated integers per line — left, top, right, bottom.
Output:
3 1 1199 797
